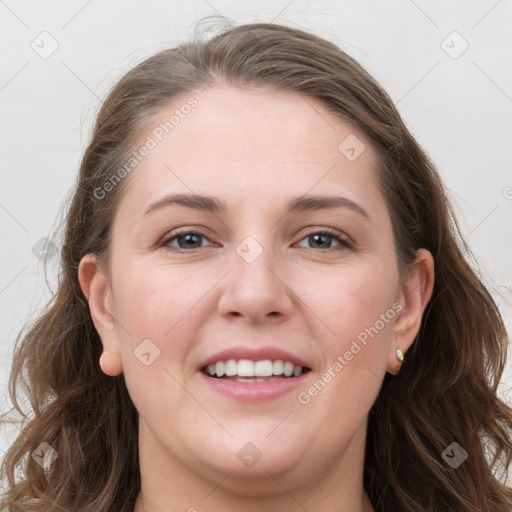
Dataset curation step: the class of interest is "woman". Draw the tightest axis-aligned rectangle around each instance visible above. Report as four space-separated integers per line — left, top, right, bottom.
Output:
1 21 511 512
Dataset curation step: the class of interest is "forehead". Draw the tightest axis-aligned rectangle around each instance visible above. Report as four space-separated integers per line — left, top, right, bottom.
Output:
154 85 368 160
116 85 383 217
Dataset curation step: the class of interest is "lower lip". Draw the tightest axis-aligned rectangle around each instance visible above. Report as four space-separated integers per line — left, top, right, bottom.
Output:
198 371 311 401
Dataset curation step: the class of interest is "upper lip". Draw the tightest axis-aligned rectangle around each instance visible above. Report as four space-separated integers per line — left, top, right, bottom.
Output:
199 346 311 371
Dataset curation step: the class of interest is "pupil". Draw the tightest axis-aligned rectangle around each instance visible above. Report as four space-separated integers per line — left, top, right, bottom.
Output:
311 234 330 249
179 233 201 249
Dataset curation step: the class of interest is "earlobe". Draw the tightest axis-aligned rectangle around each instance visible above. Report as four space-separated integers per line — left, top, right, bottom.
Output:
99 351 123 377
387 249 435 375
78 253 123 376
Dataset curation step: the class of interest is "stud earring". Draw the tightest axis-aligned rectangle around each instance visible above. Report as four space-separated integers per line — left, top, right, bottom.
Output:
396 348 404 364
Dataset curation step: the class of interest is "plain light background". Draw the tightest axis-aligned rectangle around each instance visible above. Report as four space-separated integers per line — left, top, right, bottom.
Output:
1 0 511 457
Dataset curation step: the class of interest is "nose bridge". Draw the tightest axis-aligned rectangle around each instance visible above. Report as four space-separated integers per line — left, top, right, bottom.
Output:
217 232 293 320
233 232 280 296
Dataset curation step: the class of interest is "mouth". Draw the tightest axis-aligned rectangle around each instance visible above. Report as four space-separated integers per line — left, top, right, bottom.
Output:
201 359 312 382
197 346 313 400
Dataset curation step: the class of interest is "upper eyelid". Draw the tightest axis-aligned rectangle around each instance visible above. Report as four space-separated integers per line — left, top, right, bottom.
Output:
160 228 213 242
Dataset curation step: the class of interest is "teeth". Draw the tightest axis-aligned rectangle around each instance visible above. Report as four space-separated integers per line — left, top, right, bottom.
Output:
255 360 273 376
216 361 226 377
231 377 285 383
238 359 254 376
225 359 237 376
283 361 294 377
204 359 307 378
273 360 284 375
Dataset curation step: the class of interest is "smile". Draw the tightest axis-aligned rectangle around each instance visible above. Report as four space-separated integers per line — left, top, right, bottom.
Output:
202 358 311 380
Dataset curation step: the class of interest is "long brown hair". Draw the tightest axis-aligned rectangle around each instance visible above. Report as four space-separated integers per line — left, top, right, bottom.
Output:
2 20 511 512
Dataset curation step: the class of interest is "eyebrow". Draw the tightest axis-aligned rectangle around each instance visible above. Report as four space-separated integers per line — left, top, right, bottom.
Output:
144 193 370 221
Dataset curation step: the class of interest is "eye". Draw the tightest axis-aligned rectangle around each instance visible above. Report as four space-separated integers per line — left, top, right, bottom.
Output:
160 230 214 251
296 229 352 250
158 228 352 252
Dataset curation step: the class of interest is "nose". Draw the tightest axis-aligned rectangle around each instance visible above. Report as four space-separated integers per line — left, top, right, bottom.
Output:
217 241 294 323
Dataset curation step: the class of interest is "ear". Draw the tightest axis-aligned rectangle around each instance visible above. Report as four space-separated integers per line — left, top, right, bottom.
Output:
388 248 435 375
78 253 123 376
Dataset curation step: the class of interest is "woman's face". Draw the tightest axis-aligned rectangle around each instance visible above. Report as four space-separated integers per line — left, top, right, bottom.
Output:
83 85 430 494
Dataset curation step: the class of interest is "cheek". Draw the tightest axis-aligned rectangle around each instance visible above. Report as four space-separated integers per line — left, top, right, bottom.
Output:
110 261 209 421
297 256 399 412
109 258 225 392
299 255 398 341
294 266 398 430
111 258 207 337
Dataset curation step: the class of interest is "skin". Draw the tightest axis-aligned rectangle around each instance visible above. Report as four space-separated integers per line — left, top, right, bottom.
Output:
79 84 434 512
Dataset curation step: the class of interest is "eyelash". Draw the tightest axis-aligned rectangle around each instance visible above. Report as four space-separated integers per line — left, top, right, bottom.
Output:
158 228 353 252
